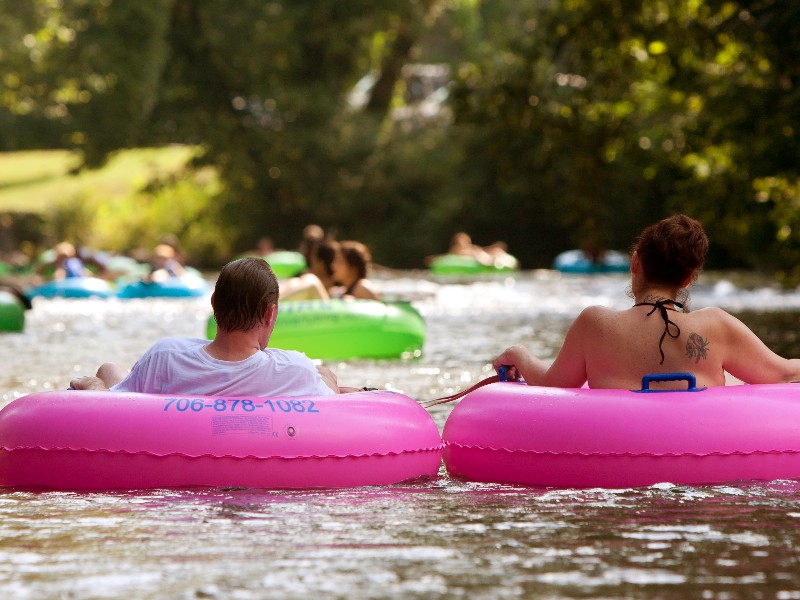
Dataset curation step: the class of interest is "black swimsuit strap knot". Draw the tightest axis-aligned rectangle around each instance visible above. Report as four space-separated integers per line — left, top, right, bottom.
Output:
633 299 684 365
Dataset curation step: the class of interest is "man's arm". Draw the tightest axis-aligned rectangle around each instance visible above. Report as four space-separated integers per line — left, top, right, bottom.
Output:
315 366 377 394
316 365 340 393
69 376 109 391
70 362 129 391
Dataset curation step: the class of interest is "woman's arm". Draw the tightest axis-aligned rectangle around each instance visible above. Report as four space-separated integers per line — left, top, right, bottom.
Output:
492 309 592 388
492 344 549 383
351 279 381 301
718 309 800 383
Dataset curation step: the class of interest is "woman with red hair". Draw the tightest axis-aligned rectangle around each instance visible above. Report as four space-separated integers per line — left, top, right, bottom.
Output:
494 214 800 389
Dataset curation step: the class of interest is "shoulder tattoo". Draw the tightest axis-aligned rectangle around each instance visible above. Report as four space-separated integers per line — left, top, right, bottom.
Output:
686 332 710 363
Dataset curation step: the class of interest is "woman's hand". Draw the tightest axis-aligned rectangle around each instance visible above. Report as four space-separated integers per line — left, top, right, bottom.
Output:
492 345 531 375
491 344 551 385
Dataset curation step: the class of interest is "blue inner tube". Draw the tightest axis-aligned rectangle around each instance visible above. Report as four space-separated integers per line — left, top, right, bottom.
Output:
26 277 113 299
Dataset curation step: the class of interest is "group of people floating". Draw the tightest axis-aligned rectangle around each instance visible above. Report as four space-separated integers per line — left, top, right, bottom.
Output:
424 231 516 269
69 222 383 396
278 224 381 302
32 237 186 285
241 225 381 302
69 214 800 398
1 239 187 310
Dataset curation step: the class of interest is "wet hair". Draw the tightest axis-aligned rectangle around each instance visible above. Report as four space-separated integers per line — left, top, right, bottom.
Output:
632 214 708 288
212 258 279 332
339 241 372 281
306 237 338 277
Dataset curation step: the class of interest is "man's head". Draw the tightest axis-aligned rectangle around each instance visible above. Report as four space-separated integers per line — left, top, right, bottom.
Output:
154 244 176 259
54 242 76 259
212 258 279 332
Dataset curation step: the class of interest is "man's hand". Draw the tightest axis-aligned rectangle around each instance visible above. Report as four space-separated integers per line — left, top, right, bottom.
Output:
69 376 109 391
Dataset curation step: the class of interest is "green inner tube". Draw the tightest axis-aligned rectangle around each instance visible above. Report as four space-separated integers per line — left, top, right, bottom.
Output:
207 299 425 360
238 251 306 279
0 291 25 332
265 250 306 278
429 254 519 275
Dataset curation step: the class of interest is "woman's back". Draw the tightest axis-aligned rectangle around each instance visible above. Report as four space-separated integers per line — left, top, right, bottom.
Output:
581 304 798 388
581 305 725 389
494 215 800 389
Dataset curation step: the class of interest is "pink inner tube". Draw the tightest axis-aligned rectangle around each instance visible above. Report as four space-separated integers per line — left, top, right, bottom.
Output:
0 390 442 490
442 381 800 488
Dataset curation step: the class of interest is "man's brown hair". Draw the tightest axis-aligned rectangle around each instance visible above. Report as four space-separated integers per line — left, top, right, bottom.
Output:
212 258 279 332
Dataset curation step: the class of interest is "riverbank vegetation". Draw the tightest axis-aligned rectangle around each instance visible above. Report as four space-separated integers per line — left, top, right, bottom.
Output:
1 1 799 284
0 147 230 265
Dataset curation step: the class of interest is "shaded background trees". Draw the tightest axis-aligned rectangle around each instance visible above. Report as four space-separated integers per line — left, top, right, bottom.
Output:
449 0 800 281
1 0 799 282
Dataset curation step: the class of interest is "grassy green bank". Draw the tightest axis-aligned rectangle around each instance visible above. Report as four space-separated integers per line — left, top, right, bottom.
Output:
0 147 233 267
0 146 197 213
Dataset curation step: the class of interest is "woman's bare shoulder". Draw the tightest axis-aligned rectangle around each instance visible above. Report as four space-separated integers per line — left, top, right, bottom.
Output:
572 305 622 329
578 304 622 319
685 305 733 321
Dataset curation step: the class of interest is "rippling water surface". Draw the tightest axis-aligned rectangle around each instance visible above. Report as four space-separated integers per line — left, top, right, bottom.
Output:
2 270 800 599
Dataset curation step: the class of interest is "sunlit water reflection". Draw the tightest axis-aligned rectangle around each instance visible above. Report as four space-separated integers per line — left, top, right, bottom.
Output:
2 270 800 599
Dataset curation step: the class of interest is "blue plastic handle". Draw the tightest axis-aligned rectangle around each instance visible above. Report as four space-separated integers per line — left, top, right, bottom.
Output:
498 365 510 382
638 372 701 392
497 365 525 383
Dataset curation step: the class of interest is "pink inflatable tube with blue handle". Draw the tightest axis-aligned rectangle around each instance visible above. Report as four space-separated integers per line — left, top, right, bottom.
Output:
443 374 800 489
0 390 443 490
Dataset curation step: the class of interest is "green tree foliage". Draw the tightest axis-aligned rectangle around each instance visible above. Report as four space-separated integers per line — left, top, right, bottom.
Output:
1 0 458 262
2 0 800 281
450 0 800 279
0 0 170 164
148 0 457 259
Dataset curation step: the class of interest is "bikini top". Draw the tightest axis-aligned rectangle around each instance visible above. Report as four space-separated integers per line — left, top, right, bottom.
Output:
633 299 684 365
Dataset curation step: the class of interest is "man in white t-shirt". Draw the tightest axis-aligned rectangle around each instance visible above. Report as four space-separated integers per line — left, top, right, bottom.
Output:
70 257 342 396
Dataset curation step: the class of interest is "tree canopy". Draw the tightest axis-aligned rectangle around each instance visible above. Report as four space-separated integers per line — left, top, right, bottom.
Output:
1 0 799 282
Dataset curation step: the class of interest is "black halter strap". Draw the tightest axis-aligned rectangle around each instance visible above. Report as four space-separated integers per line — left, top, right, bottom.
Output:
633 299 684 365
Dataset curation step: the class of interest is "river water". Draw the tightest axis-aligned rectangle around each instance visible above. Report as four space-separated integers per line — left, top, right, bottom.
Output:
2 270 800 599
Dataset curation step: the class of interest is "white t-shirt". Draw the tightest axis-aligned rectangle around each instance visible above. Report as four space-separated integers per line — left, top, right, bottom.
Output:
110 337 335 397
